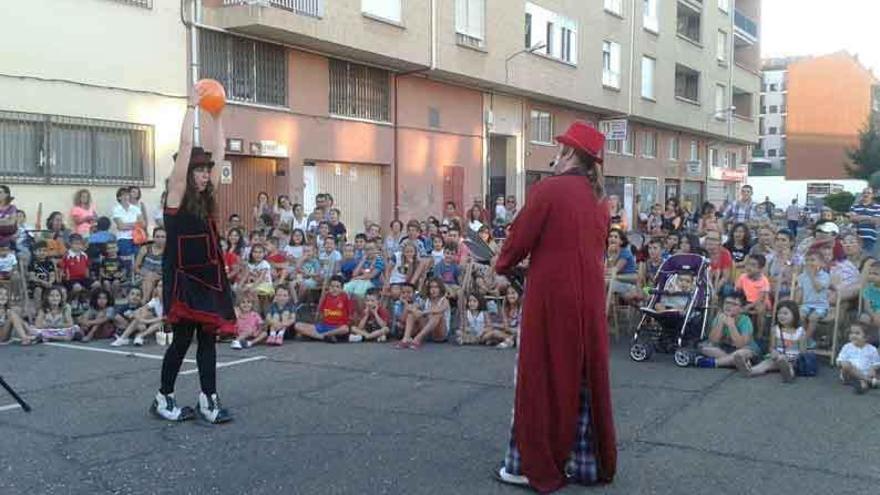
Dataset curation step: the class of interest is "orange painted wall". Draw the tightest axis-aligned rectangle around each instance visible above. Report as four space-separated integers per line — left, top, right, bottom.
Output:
202 49 482 227
396 77 483 222
786 53 876 180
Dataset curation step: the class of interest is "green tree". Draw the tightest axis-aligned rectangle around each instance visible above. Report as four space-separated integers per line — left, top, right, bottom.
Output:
845 116 880 180
823 191 855 213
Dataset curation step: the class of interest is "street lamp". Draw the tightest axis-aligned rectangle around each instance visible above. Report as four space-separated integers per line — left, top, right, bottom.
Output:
505 42 547 83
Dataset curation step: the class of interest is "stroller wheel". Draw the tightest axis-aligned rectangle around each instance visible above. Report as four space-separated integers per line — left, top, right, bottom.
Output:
673 348 694 368
630 342 653 362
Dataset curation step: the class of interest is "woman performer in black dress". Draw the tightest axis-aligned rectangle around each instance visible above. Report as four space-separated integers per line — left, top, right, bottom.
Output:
151 88 235 424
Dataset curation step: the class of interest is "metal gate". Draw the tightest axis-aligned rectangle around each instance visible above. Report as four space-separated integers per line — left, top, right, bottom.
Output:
215 156 278 232
308 162 382 234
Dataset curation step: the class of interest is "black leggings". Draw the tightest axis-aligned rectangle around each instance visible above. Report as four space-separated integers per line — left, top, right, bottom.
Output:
160 323 217 396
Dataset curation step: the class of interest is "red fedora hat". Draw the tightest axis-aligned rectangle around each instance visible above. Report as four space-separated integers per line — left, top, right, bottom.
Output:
555 120 605 164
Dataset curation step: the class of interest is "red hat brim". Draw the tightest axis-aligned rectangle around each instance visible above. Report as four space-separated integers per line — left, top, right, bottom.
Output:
556 134 604 164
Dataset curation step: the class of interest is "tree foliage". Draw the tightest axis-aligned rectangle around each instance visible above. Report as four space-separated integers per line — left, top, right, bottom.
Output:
845 116 880 180
823 191 855 213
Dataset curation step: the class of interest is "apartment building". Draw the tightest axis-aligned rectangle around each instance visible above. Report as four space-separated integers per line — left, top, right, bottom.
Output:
199 0 760 227
0 0 761 230
750 52 877 207
0 0 187 222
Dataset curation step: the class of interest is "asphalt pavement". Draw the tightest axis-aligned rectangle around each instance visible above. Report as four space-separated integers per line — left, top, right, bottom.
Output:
1 338 879 495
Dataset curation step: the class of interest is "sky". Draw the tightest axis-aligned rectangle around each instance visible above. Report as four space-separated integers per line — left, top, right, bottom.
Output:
761 0 880 76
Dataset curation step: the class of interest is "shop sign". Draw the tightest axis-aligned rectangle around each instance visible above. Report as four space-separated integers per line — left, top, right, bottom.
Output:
219 161 232 184
685 160 702 177
721 169 746 181
599 119 628 141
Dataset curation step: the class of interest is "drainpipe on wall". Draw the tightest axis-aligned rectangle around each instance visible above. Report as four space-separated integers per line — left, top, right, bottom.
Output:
627 0 637 117
189 0 202 146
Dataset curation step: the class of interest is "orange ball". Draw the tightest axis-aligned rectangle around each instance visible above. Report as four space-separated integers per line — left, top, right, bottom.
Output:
195 79 226 116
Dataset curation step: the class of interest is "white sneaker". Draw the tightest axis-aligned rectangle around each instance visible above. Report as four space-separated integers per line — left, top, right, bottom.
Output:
133 336 144 346
156 332 167 346
496 339 513 349
495 466 529 487
150 392 195 422
242 340 252 349
110 337 130 347
166 332 173 345
197 393 232 424
230 340 243 350
348 334 364 343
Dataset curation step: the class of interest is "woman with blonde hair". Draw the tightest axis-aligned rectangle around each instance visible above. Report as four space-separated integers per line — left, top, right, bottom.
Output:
70 189 97 238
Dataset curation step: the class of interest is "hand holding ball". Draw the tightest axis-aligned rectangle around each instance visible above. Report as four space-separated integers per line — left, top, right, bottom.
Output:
195 79 226 117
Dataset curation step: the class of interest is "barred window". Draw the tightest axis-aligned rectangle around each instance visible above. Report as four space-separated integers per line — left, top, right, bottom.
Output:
0 110 154 186
529 110 553 144
200 30 287 107
329 59 390 122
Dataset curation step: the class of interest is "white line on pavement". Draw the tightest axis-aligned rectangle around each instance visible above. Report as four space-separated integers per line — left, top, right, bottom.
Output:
178 356 266 376
0 403 23 413
44 342 197 364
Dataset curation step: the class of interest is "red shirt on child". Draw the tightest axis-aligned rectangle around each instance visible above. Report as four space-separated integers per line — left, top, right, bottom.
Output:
710 247 733 273
319 292 352 326
61 250 90 281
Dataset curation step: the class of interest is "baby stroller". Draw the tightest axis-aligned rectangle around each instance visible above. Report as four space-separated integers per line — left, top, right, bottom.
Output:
629 253 712 367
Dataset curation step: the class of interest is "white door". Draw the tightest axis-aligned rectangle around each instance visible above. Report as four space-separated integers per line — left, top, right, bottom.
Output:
303 165 318 213
313 163 382 235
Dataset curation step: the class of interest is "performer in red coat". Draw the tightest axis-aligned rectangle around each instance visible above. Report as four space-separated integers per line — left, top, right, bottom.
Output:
494 121 616 492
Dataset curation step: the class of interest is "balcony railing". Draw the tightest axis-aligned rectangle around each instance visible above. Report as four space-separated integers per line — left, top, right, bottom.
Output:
222 0 323 18
734 9 758 41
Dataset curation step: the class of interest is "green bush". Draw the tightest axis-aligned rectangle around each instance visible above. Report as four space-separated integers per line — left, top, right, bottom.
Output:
823 191 856 213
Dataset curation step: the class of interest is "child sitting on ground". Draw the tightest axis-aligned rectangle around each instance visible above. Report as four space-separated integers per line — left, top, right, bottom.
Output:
293 245 322 303
696 292 761 369
231 292 265 349
79 288 116 342
860 262 880 328
30 286 81 342
836 323 880 394
265 286 297 346
339 244 358 283
796 251 831 346
112 283 164 346
60 234 91 291
654 272 694 312
457 293 487 345
396 277 450 349
0 240 17 280
27 240 56 311
736 254 771 339
294 276 351 343
113 287 144 337
735 300 803 382
99 240 128 296
344 240 385 299
350 288 390 342
265 237 289 286
481 286 520 348
390 282 420 339
244 243 274 312
433 243 462 300
0 286 31 345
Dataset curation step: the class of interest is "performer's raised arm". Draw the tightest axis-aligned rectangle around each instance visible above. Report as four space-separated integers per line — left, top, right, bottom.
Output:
166 89 200 209
209 115 225 188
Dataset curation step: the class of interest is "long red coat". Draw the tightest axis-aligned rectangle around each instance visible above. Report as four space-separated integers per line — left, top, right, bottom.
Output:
496 170 616 492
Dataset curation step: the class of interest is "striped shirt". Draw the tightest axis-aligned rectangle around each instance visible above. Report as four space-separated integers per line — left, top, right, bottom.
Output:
850 202 880 243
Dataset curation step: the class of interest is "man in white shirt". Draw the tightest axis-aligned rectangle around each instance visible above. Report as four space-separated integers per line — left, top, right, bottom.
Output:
785 198 800 236
111 187 143 263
